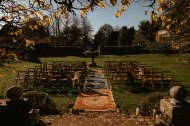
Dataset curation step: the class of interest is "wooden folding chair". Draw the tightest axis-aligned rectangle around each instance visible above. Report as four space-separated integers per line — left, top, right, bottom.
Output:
72 71 81 87
27 68 36 85
153 71 164 88
15 71 28 86
163 73 173 87
35 70 49 85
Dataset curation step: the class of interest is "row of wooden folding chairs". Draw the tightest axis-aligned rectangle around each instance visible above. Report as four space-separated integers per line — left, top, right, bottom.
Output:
15 61 87 87
104 61 132 77
104 61 173 88
15 69 78 87
132 68 173 88
42 61 87 72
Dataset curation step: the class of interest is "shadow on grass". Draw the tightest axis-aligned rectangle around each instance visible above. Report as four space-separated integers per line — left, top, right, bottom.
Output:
27 56 42 64
95 65 104 68
129 85 170 94
112 81 171 94
81 88 108 97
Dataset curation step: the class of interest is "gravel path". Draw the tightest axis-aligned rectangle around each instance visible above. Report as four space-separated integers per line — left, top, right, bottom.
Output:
41 111 155 126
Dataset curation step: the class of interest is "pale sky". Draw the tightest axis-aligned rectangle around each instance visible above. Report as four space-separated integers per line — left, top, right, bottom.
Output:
86 2 152 33
1 1 152 33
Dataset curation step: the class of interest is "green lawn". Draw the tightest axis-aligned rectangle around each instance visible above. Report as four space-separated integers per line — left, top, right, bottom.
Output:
1 54 190 111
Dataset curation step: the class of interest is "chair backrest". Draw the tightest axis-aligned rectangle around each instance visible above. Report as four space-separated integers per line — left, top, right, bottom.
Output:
73 71 80 80
16 71 27 78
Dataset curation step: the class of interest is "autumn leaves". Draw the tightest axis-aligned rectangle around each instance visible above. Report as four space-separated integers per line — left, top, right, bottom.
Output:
80 0 130 18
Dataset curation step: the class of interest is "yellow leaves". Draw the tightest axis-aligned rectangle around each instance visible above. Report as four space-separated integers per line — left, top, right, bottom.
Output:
180 20 187 25
42 15 51 25
42 0 46 3
157 7 163 13
166 25 170 30
12 38 17 43
8 32 14 36
155 34 161 42
38 11 43 16
53 12 60 18
24 14 30 20
98 1 107 8
165 18 171 22
8 7 13 13
115 10 121 17
160 15 172 30
10 52 19 61
122 0 131 6
80 9 86 18
151 12 158 22
20 5 26 10
162 22 165 27
115 1 129 17
25 39 35 47
161 15 166 21
1 53 6 57
17 29 23 34
0 73 5 78
43 15 49 19
175 29 181 34
32 0 36 4
172 20 177 24
47 18 51 24
45 4 51 10
121 5 126 12
157 0 165 4
171 41 180 50
7 14 13 20
46 18 52 25
110 0 117 6
170 0 176 6
29 25 34 30
43 15 51 23
80 5 91 18
160 15 171 30
0 48 5 53
12 69 16 74
14 6 19 12
33 25 38 29
37 21 43 26
8 29 23 36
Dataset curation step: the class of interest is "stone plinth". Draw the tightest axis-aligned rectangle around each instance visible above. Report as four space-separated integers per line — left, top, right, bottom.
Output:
160 85 190 126
160 99 190 125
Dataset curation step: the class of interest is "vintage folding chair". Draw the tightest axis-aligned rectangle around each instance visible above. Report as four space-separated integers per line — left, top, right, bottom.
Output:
72 71 81 87
15 71 28 86
153 71 164 88
27 68 36 85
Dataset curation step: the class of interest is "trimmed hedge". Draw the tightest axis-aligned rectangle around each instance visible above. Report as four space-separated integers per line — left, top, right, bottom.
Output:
34 43 84 57
101 46 145 55
34 43 145 57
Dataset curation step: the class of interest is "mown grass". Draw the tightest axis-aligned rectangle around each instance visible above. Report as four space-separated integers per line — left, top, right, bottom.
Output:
1 54 190 111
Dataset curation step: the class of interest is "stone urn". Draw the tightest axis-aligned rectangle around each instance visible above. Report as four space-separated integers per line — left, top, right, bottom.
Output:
84 50 99 67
